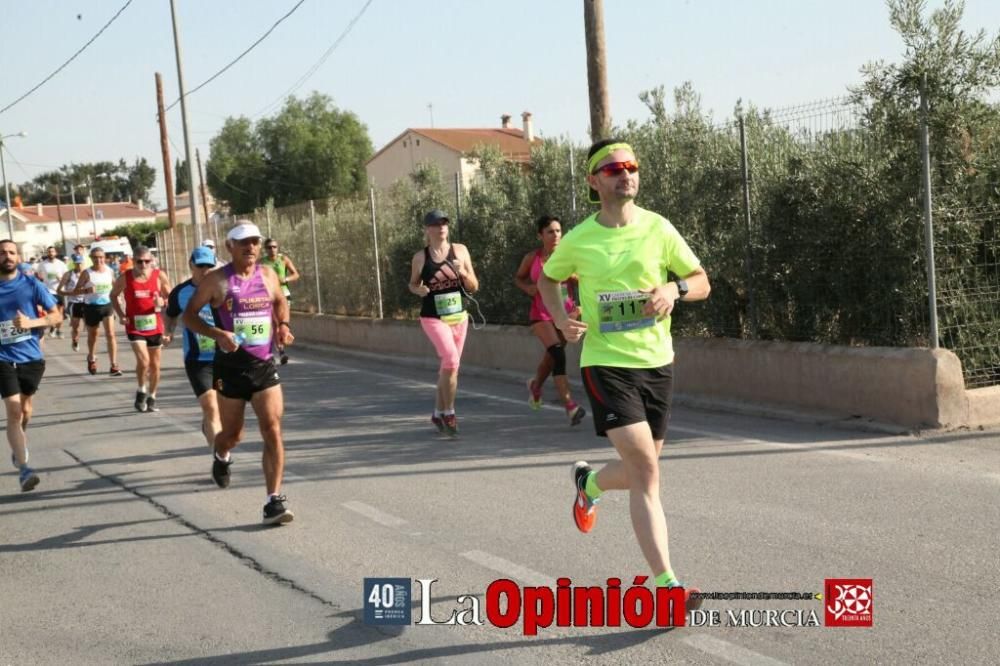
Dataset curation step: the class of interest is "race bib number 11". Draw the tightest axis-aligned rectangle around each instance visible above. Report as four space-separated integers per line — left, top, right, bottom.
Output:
597 290 655 333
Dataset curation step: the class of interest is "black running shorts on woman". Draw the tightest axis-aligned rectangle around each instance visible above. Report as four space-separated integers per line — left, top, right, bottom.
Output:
83 303 113 328
581 364 673 439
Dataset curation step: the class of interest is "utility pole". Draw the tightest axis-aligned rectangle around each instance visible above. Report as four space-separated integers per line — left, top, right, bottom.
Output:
87 176 98 239
169 0 201 243
69 182 81 244
196 148 210 226
583 0 611 141
155 73 177 229
53 185 67 253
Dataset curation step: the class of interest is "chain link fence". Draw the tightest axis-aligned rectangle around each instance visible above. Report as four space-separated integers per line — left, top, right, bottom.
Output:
154 93 1000 388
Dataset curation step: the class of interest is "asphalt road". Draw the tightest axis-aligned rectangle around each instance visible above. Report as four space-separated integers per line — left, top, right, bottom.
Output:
2 333 998 665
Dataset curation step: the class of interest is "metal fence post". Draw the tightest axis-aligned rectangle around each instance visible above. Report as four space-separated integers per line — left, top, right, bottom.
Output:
308 200 322 314
169 228 177 277
160 232 169 275
920 78 939 349
181 224 189 269
369 187 384 319
738 114 759 338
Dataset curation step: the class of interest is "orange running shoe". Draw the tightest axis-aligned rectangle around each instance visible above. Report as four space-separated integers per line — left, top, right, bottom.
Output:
668 582 703 613
571 461 598 533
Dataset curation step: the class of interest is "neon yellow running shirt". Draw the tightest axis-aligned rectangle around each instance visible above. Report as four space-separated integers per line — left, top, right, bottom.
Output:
542 206 700 368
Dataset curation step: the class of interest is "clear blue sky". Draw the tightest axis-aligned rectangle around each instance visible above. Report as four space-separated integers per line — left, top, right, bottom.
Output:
2 0 998 208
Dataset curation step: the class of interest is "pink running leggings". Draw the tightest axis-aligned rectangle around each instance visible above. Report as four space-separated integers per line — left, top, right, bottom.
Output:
420 316 469 371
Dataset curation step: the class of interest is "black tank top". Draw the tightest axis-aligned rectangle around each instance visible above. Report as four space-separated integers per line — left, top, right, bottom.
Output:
419 245 465 319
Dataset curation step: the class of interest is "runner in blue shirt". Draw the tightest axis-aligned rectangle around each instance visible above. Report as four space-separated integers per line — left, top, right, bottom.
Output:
164 246 221 448
0 240 62 491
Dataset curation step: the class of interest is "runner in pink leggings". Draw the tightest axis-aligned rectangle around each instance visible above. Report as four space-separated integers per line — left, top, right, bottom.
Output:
408 210 480 437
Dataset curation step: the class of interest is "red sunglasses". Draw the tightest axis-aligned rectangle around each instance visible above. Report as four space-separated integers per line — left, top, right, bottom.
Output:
595 160 639 177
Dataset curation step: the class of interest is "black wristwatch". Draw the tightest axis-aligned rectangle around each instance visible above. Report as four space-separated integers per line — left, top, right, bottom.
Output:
674 279 689 300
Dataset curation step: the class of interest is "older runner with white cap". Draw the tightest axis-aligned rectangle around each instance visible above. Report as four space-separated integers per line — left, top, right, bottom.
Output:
182 221 296 525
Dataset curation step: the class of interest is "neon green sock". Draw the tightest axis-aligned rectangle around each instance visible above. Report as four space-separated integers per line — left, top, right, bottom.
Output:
584 471 603 500
655 571 678 587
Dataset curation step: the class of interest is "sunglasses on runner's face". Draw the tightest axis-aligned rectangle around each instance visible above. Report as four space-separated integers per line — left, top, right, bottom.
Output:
265 245 277 249
595 161 639 177
136 259 152 264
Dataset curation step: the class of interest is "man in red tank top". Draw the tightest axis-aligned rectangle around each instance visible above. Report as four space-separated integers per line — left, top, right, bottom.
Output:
111 246 173 413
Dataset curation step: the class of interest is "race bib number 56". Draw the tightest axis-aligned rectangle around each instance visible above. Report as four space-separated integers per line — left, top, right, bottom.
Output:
233 316 271 345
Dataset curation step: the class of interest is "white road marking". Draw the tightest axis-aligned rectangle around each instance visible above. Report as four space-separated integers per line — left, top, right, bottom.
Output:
459 550 551 587
297 353 910 462
682 634 789 666
342 500 408 527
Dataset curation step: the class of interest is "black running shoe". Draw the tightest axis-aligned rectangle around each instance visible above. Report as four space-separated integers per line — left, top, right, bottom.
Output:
134 391 148 412
263 495 294 525
145 396 158 412
109 365 123 377
279 352 289 366
211 455 232 488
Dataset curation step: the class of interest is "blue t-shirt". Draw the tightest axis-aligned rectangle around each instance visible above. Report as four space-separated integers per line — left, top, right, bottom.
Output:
0 273 58 363
166 279 216 362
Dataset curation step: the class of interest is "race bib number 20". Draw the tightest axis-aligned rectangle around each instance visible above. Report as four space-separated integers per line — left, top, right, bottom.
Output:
0 319 32 345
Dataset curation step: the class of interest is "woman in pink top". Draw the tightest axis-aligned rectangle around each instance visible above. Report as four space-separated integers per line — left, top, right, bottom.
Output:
514 215 585 425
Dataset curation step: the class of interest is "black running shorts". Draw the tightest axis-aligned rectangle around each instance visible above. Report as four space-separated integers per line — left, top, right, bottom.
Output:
0 360 46 399
213 352 280 402
68 302 86 319
185 360 214 398
83 303 113 328
581 364 674 439
127 333 163 348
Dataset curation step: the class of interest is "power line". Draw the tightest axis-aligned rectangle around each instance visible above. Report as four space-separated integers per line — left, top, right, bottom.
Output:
0 0 135 116
0 146 35 181
165 0 307 113
253 0 374 118
169 134 251 195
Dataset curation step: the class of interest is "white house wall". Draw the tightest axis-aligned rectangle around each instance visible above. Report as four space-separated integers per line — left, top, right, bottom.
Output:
366 132 464 190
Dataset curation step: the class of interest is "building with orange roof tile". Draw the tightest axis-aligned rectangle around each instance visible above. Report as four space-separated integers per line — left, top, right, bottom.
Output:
2 199 156 257
366 111 542 190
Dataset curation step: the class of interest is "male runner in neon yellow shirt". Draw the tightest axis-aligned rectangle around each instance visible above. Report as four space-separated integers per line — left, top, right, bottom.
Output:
539 138 711 605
